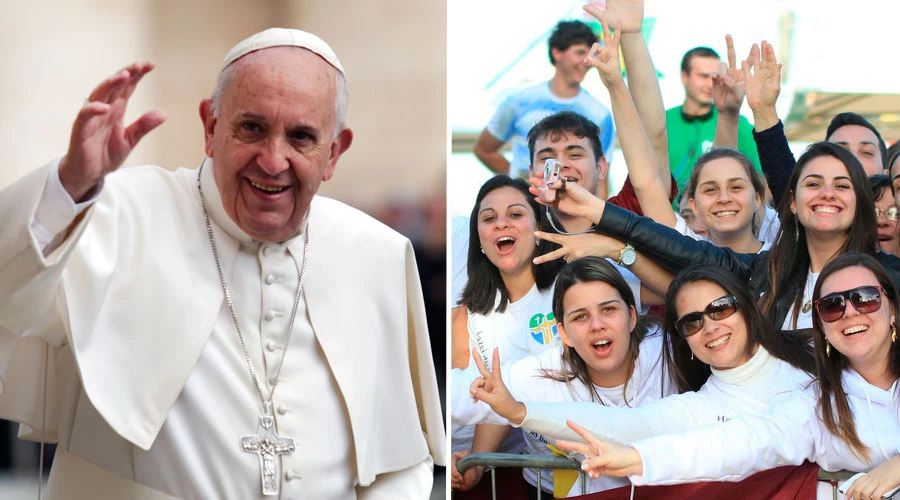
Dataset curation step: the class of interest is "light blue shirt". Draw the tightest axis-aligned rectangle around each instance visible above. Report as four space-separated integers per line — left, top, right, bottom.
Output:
486 81 615 179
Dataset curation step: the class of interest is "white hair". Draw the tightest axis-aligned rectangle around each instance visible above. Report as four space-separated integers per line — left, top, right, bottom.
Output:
210 48 348 140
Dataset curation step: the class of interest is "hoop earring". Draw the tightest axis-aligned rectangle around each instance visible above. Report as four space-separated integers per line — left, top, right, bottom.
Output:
892 324 897 343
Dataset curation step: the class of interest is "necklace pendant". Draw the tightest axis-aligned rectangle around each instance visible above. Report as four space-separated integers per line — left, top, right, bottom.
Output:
802 301 812 314
241 410 296 496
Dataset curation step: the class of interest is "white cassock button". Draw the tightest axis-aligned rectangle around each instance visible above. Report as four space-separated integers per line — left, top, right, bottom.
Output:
265 341 277 352
277 406 289 415
265 274 276 285
265 310 276 321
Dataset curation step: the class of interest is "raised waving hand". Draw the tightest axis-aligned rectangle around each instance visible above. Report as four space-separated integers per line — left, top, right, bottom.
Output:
744 40 782 131
59 62 167 202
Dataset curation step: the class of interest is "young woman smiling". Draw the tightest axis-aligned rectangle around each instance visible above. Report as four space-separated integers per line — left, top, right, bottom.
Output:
450 175 558 495
467 265 814 496
537 141 900 333
684 148 769 254
562 253 900 500
453 257 674 497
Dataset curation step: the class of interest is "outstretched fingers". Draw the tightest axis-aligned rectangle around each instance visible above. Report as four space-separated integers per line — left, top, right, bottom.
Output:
87 62 155 105
124 108 168 148
725 34 736 69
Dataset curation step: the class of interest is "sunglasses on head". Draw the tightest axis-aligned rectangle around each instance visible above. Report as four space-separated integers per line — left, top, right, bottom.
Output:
814 285 885 323
674 295 739 337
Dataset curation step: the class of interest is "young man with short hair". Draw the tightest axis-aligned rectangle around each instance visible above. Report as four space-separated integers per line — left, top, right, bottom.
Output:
666 46 762 200
474 20 615 196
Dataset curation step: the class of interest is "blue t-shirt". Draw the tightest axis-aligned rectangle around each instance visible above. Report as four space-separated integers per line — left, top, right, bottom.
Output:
486 81 615 179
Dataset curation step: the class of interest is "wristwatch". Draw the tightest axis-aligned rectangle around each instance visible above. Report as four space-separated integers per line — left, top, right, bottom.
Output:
617 244 636 267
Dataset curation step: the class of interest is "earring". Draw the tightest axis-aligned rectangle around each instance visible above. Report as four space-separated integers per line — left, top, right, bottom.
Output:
892 324 897 343
480 247 485 254
535 239 540 247
825 340 831 357
690 352 694 361
794 216 800 243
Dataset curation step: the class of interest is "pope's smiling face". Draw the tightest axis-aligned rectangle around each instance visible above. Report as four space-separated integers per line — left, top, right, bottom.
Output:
200 46 353 242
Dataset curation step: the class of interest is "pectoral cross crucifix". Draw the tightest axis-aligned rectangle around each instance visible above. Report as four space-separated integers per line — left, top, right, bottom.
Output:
241 405 296 496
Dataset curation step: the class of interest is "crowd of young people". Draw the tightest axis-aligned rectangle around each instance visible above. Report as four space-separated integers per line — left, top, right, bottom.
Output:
451 1 900 499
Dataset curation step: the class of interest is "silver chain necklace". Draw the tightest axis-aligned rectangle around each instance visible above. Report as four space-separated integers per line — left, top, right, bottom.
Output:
197 165 308 496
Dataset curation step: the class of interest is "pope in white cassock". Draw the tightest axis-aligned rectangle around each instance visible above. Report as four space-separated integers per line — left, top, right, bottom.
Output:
0 28 445 499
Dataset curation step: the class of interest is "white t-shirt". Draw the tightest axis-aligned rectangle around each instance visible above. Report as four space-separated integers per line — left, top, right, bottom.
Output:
781 269 819 331
467 284 560 369
452 330 675 494
452 283 559 456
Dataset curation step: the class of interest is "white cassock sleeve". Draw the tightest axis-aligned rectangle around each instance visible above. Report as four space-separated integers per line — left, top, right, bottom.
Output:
0 160 98 441
356 455 434 499
628 389 817 485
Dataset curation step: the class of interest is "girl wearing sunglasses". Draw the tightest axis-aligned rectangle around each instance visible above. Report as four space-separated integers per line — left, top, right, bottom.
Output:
468 265 814 495
453 257 674 497
559 253 900 500
535 141 900 334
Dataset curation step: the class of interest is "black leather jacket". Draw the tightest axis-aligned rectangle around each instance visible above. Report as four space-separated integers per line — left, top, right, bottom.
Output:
597 203 900 330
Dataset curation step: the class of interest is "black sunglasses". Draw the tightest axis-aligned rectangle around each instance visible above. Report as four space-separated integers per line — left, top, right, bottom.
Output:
674 295 739 337
814 285 885 323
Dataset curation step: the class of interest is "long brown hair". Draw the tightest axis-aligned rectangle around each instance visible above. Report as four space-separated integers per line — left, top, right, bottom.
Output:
761 142 876 327
663 265 815 393
812 253 900 462
542 257 655 405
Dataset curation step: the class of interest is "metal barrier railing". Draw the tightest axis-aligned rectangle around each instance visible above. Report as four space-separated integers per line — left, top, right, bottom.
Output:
458 454 859 500
817 469 856 500
456 452 586 499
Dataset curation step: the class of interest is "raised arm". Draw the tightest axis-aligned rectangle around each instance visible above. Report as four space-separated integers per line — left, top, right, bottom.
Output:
584 3 674 226
0 63 165 333
745 41 794 204
586 0 671 194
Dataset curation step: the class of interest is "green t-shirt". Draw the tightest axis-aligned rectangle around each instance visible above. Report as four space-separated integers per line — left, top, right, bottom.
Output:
666 106 762 207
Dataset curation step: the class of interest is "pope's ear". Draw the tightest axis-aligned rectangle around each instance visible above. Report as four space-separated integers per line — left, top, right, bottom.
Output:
199 99 216 158
321 128 353 182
